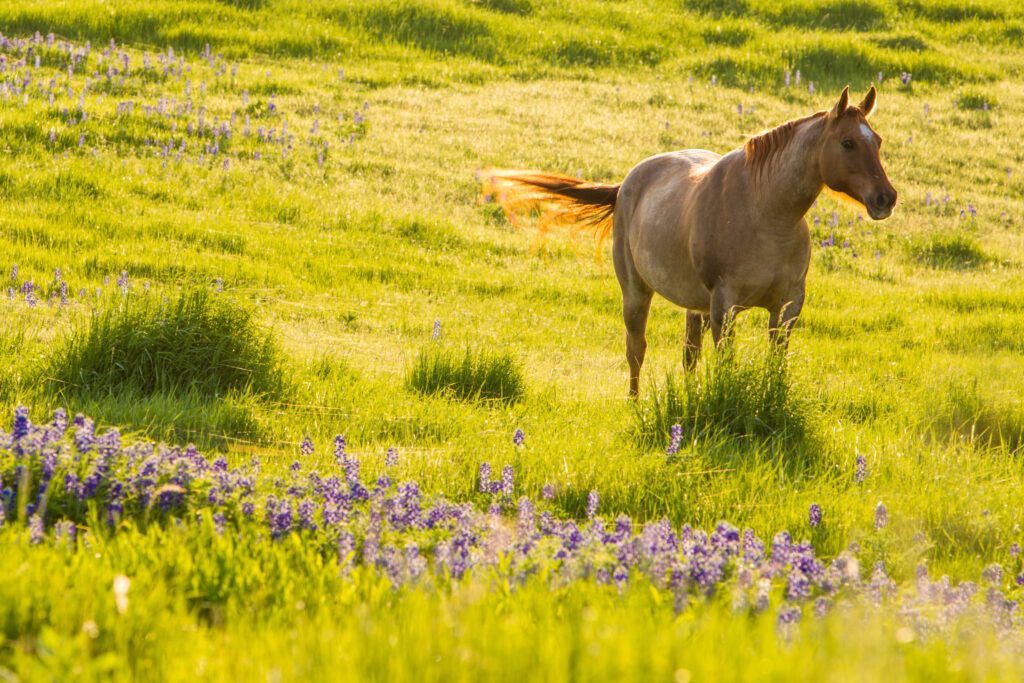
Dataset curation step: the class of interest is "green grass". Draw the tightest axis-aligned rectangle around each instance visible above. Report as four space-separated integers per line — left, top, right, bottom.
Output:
633 343 811 451
43 287 286 401
2 0 1024 678
406 343 526 403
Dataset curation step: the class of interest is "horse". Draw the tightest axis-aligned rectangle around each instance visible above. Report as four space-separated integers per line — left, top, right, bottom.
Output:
482 86 897 396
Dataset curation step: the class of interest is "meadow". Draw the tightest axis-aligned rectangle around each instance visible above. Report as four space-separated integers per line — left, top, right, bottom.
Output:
2 0 1024 679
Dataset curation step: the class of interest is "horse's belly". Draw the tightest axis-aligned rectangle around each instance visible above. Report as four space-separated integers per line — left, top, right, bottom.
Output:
632 246 711 312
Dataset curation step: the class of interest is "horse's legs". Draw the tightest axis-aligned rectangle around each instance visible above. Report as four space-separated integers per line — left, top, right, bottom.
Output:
709 285 739 347
622 284 654 397
684 311 708 369
768 282 806 351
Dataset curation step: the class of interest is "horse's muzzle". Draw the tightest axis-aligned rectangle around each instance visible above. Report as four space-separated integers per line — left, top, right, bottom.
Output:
867 188 897 220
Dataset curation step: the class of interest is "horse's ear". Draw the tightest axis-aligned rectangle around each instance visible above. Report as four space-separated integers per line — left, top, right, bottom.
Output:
829 86 850 119
858 86 877 118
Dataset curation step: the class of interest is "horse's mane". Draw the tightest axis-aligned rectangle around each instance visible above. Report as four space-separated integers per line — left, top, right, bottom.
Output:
744 111 827 180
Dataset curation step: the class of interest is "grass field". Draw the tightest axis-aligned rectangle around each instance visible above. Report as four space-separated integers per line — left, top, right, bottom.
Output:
2 0 1024 679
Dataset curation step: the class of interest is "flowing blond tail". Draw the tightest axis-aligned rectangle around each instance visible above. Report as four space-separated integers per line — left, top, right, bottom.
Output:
479 167 620 260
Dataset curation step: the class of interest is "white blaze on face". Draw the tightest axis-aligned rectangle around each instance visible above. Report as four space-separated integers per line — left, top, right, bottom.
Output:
860 123 876 144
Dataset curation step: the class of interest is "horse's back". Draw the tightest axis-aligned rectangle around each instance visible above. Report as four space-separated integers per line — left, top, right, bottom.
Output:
614 150 722 311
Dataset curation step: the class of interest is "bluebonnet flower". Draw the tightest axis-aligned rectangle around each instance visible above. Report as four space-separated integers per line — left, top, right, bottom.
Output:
855 454 866 483
982 563 1004 585
586 489 599 519
742 528 765 563
212 512 226 535
28 514 44 545
12 405 30 442
874 503 888 530
300 436 314 457
333 434 346 465
541 484 555 501
1011 543 1021 558
786 570 811 601
269 498 292 538
385 447 398 467
297 499 317 531
500 466 514 496
809 503 822 528
777 604 801 626
479 462 492 493
666 424 683 457
901 72 911 85
513 428 525 446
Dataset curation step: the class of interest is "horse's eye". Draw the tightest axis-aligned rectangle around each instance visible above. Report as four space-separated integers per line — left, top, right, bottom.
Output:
842 139 855 150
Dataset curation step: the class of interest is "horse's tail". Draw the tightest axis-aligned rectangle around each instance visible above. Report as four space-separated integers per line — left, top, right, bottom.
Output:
479 167 620 259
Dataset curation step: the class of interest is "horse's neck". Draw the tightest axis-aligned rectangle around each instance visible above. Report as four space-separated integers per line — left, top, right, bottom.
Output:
755 118 826 223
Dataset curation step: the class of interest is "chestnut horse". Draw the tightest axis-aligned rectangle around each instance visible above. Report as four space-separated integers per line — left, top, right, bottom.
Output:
484 86 897 396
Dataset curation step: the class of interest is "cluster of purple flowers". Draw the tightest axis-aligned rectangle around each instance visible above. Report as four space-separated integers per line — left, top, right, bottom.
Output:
3 405 1023 637
0 31 366 172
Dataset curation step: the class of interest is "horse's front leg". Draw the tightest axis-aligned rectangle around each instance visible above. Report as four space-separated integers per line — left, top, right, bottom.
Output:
709 285 739 347
767 281 806 351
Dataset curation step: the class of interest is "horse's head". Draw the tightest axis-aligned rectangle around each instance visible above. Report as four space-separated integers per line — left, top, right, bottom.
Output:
820 86 897 220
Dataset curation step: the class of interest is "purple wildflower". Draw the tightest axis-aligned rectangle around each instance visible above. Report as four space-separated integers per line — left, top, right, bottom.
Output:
777 604 802 626
479 462 492 493
431 319 441 339
666 424 683 457
29 514 44 545
809 503 822 528
212 512 226 535
586 489 599 519
541 484 555 501
855 455 866 483
333 434 346 465
874 503 888 530
385 447 398 467
500 465 514 496
982 563 1004 585
300 436 314 457
512 428 525 446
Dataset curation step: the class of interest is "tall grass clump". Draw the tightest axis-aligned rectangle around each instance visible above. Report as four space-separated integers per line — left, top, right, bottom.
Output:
633 344 810 451
45 287 286 401
406 344 525 403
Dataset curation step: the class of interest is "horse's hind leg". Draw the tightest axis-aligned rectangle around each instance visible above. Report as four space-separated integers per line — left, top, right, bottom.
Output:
709 285 740 347
622 283 654 397
684 311 708 369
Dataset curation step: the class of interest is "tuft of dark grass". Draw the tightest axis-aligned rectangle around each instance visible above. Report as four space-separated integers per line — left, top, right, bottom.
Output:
633 344 810 451
904 231 989 269
44 287 286 401
406 344 525 403
956 87 996 110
